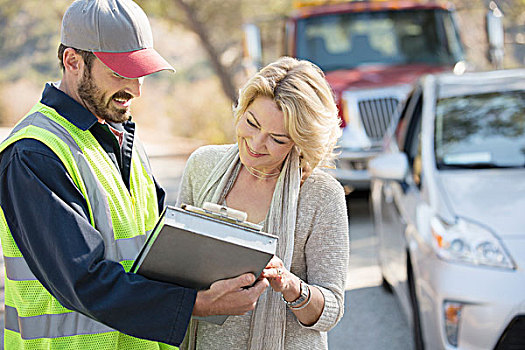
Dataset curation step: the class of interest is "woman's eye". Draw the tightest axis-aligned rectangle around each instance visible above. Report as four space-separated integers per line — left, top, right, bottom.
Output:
246 118 258 128
272 137 286 145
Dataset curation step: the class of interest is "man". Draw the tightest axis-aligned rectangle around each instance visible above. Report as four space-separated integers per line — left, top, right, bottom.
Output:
0 0 268 348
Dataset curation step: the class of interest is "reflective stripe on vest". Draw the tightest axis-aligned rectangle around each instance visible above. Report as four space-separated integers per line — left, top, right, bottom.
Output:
3 234 146 281
5 306 114 340
0 103 163 348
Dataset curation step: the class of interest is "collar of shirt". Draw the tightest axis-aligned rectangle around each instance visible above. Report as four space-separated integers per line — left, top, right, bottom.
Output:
40 82 98 131
39 82 137 190
98 120 124 148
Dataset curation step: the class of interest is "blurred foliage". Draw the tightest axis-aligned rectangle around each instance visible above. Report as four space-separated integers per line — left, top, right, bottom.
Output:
0 0 69 83
140 0 291 63
139 0 291 102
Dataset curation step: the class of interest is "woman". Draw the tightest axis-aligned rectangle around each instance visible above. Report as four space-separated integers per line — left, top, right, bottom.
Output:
177 56 349 350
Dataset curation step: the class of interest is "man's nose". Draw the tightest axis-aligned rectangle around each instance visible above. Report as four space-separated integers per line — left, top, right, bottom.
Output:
126 77 143 98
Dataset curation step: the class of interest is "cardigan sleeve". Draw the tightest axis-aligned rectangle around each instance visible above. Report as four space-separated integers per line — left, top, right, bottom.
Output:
299 176 349 332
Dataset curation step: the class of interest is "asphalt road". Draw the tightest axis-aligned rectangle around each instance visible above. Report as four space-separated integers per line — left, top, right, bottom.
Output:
327 191 413 350
0 138 414 349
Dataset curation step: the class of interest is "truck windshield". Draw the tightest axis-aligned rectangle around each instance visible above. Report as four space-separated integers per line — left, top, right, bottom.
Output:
435 90 525 169
295 9 463 71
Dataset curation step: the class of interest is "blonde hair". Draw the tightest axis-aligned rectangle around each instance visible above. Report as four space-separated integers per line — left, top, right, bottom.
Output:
234 56 341 171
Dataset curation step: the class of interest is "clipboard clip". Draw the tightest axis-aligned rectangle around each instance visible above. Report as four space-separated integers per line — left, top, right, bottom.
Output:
181 202 263 231
202 202 247 221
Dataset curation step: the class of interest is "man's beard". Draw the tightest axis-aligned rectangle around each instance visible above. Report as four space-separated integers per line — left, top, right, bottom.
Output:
77 67 132 123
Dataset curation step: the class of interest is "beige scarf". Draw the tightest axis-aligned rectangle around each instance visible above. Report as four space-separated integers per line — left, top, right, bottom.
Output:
182 144 301 350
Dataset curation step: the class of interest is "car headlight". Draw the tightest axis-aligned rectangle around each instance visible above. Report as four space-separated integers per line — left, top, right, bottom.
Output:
430 217 515 269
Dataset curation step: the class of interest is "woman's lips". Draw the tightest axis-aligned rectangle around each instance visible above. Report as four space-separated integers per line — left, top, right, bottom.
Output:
245 140 265 158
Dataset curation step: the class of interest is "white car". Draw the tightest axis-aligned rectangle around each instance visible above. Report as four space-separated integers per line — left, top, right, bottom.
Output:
368 69 525 350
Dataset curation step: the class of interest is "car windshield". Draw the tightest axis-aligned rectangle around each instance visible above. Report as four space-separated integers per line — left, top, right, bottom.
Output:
295 9 464 72
435 90 525 169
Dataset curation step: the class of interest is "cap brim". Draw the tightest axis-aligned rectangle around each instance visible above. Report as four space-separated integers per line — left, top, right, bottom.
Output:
94 49 175 79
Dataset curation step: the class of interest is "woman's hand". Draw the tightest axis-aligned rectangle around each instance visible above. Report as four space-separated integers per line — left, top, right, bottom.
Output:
262 255 325 326
261 256 302 303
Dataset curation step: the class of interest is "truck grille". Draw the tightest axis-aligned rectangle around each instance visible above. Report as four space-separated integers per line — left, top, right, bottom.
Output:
495 315 525 349
358 97 400 142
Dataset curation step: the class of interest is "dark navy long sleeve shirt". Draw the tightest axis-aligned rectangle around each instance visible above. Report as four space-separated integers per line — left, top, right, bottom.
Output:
0 83 196 346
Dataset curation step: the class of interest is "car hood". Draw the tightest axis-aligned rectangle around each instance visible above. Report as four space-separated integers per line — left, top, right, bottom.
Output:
438 169 525 238
325 63 450 92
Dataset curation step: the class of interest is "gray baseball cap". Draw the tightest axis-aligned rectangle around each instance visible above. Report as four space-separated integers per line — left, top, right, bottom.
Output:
61 0 174 78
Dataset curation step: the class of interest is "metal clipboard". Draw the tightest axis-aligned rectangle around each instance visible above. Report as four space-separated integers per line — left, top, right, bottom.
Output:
132 202 278 324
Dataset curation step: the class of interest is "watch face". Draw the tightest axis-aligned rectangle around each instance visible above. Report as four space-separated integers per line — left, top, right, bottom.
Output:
286 280 309 307
300 281 309 299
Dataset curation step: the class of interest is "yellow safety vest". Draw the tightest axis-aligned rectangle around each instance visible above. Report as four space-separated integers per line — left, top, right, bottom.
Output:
0 102 175 349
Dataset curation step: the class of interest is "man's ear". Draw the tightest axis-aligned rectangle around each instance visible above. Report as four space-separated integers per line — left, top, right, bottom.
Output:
62 48 84 76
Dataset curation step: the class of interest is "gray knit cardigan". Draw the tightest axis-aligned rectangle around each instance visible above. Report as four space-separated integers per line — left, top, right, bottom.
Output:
176 144 350 350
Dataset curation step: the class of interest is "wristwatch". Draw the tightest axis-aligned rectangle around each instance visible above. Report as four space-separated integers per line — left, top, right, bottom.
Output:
282 280 310 308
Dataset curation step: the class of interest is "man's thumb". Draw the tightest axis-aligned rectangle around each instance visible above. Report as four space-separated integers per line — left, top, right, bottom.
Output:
216 273 256 291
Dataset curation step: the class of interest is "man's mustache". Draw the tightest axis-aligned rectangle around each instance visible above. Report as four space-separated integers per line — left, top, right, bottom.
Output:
112 91 134 101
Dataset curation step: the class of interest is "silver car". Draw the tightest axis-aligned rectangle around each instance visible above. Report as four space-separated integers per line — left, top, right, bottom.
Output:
368 69 525 350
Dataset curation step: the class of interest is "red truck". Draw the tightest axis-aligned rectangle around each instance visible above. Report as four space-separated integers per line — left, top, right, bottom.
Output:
244 0 503 192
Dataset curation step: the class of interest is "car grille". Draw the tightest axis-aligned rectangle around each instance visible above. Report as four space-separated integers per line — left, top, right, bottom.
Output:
494 315 525 349
358 97 400 142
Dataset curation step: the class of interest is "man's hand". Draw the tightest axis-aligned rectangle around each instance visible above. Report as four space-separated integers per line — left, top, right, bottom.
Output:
192 273 269 317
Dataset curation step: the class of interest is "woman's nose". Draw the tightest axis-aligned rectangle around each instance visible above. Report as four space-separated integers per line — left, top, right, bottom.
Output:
250 133 267 151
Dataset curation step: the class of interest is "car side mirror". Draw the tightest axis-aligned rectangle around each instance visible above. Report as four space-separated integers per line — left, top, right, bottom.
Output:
368 152 409 182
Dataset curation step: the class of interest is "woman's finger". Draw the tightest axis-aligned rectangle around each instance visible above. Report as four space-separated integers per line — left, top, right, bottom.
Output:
262 267 281 278
264 255 283 269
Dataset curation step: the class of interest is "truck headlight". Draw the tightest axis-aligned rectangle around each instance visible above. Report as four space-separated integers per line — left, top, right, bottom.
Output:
430 217 515 269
